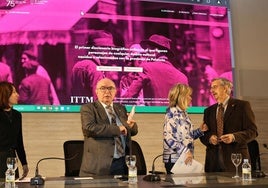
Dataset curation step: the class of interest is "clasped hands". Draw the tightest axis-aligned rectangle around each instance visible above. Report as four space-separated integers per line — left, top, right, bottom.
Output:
209 134 235 145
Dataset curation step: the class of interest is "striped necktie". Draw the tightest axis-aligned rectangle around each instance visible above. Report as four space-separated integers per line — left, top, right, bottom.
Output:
216 103 224 137
106 105 124 156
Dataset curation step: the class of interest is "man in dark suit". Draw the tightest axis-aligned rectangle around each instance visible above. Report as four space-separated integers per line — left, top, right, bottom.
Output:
200 78 258 172
79 78 138 176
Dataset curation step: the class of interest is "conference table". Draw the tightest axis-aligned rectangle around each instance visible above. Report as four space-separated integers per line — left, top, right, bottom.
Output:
1 172 268 188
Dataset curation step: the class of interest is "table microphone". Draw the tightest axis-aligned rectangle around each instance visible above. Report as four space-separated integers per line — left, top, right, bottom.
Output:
143 152 178 182
30 153 79 185
143 153 163 182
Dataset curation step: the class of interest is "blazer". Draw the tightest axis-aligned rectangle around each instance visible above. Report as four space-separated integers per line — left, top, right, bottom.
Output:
79 101 138 176
200 98 258 172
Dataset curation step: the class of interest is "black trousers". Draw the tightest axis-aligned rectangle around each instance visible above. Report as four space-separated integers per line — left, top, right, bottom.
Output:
164 156 174 174
109 156 128 175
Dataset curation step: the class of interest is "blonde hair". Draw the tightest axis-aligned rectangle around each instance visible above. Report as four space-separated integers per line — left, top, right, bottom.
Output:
168 84 192 110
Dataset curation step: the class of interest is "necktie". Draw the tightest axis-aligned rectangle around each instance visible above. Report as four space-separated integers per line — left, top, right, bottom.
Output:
106 105 124 156
216 103 224 137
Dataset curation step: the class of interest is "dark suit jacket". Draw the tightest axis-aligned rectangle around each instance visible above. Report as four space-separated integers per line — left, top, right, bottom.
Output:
79 101 138 176
200 98 258 172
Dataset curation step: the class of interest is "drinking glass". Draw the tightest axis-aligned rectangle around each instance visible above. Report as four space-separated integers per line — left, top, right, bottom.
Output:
231 153 242 178
125 155 136 167
6 157 18 171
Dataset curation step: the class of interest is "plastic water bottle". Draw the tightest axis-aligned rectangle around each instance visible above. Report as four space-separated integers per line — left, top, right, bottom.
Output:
242 159 252 181
5 168 16 188
5 168 15 183
128 166 137 184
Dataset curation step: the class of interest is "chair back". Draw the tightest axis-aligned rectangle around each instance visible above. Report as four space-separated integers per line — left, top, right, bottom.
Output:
131 140 147 175
247 140 261 171
63 140 84 176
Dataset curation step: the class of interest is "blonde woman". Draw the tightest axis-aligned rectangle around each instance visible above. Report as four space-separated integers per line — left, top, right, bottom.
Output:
163 84 207 174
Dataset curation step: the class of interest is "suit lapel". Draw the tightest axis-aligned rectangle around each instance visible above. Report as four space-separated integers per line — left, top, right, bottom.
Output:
95 101 110 123
224 98 236 122
113 104 127 126
211 104 218 129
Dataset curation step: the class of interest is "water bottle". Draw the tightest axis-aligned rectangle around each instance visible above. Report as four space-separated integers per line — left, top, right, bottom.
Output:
128 165 137 184
5 168 16 188
242 159 252 181
5 168 15 183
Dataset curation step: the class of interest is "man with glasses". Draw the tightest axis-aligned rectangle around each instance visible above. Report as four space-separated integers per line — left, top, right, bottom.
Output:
200 78 258 172
79 78 138 176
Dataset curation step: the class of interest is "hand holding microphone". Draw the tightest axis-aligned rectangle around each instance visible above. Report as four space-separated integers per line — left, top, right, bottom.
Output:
127 106 136 126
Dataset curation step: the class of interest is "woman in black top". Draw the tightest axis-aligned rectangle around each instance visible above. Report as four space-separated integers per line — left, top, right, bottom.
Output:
0 81 29 179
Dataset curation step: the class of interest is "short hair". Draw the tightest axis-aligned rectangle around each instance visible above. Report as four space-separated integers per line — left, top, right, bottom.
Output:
212 77 233 95
22 50 37 61
0 81 15 109
96 78 116 90
168 83 192 110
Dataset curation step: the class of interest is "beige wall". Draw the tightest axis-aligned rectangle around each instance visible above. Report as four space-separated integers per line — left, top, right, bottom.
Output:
230 0 268 98
21 113 206 178
18 0 268 178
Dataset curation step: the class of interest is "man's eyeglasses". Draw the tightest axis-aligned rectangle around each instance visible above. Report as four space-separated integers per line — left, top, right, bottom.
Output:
210 84 223 90
98 86 116 92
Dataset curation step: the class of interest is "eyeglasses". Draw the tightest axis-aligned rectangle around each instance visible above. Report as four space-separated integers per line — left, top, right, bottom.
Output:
210 84 223 90
98 86 116 92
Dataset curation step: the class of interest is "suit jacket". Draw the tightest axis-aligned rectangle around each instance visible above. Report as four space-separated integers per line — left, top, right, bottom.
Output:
79 101 138 176
200 98 258 172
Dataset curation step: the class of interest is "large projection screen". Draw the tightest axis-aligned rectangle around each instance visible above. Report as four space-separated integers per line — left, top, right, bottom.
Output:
0 0 234 113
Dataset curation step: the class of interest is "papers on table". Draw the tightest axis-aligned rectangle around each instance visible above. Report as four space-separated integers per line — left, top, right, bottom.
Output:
15 177 34 183
172 176 205 184
74 177 93 180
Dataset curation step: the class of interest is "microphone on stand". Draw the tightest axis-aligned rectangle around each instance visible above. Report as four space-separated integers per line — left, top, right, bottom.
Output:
30 153 79 185
143 152 177 182
143 153 163 182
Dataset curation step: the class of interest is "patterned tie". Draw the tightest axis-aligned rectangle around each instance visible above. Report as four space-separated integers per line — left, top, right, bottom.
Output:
216 103 224 137
106 105 124 156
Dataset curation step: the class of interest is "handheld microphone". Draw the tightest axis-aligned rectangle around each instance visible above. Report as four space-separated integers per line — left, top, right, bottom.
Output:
30 153 78 185
263 144 268 150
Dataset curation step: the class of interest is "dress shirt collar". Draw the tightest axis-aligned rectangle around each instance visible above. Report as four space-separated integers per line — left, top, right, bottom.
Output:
218 96 229 108
100 102 114 109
